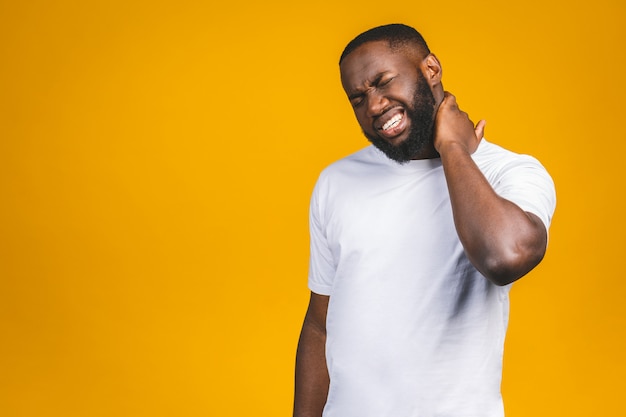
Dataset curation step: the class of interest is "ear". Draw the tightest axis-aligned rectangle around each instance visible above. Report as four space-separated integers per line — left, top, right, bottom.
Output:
422 54 442 87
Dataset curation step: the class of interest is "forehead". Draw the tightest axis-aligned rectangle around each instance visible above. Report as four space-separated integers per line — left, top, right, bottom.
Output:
340 40 419 90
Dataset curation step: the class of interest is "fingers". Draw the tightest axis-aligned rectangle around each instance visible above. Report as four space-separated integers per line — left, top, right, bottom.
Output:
436 91 485 154
441 91 457 109
436 92 458 123
474 119 486 141
442 91 485 135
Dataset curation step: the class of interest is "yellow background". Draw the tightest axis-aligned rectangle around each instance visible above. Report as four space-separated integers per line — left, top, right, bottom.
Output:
1 0 624 415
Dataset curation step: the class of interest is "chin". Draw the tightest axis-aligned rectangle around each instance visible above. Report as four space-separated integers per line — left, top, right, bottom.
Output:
365 128 433 163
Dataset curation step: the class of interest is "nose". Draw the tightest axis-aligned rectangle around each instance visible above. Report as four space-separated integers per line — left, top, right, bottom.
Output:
365 90 389 118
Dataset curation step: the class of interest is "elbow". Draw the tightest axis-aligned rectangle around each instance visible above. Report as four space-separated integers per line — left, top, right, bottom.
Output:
465 212 549 286
480 244 546 286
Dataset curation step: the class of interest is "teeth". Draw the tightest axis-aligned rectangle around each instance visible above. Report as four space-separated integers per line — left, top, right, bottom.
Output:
382 114 403 131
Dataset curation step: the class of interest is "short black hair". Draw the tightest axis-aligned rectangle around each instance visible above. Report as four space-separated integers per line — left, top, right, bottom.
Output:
339 23 431 65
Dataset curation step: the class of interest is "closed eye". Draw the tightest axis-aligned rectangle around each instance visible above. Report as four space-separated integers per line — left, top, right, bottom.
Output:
349 95 364 107
378 76 394 88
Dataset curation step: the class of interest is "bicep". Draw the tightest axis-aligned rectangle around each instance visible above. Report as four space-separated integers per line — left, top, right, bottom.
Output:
493 156 557 233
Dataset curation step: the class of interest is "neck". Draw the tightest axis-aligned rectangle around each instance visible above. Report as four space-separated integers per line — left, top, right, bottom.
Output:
411 143 439 160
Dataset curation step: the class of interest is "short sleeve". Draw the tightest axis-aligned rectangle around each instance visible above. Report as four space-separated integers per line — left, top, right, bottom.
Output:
307 177 336 296
492 155 557 232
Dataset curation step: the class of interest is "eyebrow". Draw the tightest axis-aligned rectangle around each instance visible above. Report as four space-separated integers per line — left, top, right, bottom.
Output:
347 71 389 100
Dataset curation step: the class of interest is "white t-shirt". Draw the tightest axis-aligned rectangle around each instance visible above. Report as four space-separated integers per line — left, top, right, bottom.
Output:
308 140 556 417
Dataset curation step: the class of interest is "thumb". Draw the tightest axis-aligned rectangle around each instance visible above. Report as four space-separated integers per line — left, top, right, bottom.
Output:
474 119 486 141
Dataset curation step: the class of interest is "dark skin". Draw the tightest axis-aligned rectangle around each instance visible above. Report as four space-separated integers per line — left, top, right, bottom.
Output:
293 292 329 417
293 40 548 417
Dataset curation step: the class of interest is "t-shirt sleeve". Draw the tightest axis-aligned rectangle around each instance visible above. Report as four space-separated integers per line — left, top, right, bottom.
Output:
492 154 557 232
307 177 335 296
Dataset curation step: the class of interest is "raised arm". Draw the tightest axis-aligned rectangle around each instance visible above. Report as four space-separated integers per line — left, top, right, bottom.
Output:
433 92 547 286
294 292 330 417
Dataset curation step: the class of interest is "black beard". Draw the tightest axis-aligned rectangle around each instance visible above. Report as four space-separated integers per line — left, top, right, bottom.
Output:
363 72 436 163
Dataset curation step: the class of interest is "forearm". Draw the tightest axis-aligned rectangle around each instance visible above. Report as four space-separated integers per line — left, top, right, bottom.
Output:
294 293 330 417
439 142 547 285
294 320 329 417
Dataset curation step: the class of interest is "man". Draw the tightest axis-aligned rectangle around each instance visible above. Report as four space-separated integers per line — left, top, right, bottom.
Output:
294 24 556 417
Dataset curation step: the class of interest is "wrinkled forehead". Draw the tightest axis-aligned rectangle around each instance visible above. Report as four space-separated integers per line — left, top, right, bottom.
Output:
339 41 419 89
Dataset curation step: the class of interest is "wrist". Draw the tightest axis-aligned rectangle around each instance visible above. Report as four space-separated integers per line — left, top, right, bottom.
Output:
436 140 472 157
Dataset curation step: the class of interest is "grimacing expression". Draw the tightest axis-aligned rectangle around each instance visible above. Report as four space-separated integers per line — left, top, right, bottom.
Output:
340 41 437 163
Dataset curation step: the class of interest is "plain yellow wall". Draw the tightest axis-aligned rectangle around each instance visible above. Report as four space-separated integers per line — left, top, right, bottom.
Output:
1 0 624 415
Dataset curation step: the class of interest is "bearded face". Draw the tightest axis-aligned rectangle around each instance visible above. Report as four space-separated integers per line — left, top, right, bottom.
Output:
362 70 436 163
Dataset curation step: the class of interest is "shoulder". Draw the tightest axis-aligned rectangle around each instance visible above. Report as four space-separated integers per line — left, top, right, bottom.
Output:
474 139 556 228
311 146 390 214
473 139 541 164
316 145 384 184
472 139 551 180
